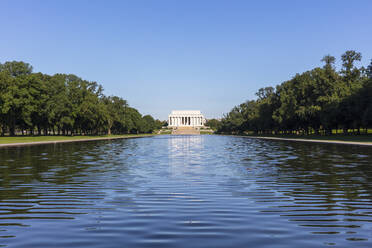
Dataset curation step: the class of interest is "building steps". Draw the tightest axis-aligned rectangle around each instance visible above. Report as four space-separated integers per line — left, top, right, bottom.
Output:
171 127 200 135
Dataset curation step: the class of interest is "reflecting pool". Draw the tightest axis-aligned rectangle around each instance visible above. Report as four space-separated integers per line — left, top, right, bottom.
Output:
0 135 372 247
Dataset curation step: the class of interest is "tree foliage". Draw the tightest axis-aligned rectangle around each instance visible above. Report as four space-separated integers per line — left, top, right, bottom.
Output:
218 50 372 135
205 119 221 130
0 61 160 136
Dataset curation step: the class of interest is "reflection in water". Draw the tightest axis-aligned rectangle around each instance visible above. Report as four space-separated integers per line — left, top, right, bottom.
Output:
0 135 371 247
168 135 204 177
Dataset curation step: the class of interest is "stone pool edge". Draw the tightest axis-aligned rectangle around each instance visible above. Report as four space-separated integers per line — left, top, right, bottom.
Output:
236 135 372 147
0 135 156 148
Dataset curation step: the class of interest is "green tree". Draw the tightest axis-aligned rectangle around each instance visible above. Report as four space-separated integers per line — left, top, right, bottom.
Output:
103 96 128 134
47 74 74 135
367 59 372 79
205 119 221 130
142 115 156 133
341 50 362 82
154 119 166 129
1 61 33 77
321 55 336 71
219 51 371 136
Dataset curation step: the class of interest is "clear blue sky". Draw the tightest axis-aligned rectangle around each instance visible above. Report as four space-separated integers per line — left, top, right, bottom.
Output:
1 0 371 120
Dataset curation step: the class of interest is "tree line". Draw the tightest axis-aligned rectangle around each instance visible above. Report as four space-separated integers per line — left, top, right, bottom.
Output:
0 61 164 136
217 50 372 135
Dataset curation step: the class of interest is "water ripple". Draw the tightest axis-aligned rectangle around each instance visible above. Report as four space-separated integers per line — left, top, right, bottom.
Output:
0 135 372 247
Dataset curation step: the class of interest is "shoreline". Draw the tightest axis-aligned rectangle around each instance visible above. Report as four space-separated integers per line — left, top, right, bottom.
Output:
2 134 372 148
237 135 372 147
0 134 155 148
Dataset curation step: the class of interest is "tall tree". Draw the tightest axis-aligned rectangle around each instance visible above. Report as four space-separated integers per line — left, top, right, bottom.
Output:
218 51 372 136
341 50 362 82
367 59 372 79
0 61 33 77
321 55 336 71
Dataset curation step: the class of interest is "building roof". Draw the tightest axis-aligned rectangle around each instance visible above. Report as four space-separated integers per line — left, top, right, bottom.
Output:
170 110 202 115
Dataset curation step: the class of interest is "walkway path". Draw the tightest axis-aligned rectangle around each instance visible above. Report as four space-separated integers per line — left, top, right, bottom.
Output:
244 136 372 146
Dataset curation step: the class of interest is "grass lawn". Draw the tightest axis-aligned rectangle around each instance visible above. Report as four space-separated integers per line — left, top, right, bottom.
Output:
200 131 214 135
0 134 153 144
158 130 172 135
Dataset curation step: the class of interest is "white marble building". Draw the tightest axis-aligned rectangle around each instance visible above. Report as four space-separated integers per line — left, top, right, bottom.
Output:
168 110 206 127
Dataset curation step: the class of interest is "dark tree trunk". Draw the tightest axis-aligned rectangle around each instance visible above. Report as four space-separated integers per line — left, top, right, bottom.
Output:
314 129 320 135
343 128 348 135
9 126 15 136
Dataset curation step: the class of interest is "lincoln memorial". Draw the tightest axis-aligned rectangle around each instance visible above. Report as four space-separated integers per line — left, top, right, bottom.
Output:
168 110 206 127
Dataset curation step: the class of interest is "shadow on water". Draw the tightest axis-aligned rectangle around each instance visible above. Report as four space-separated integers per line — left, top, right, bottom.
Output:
0 140 136 228
0 135 371 247
236 138 372 243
